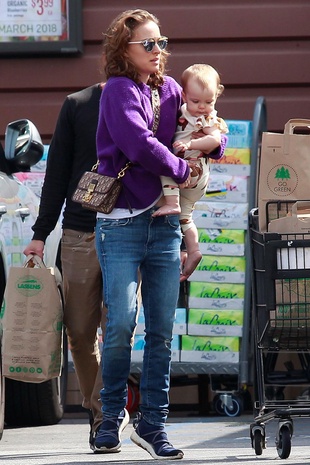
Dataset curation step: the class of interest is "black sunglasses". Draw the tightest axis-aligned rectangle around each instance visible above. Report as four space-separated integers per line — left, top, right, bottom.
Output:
128 37 168 53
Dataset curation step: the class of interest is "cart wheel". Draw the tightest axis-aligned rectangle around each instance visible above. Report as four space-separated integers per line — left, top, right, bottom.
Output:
213 394 225 416
276 425 291 459
223 395 243 417
253 429 264 456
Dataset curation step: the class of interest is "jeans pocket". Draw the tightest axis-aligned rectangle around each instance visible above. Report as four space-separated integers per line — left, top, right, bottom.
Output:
166 214 181 230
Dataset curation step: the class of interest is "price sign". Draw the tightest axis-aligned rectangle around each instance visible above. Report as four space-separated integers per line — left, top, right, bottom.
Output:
0 0 63 39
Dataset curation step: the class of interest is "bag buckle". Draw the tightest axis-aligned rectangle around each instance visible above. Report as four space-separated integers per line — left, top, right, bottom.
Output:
83 181 97 202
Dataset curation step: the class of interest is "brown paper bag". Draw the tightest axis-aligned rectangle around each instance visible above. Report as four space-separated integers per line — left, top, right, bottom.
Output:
1 255 63 383
268 201 310 233
258 119 310 231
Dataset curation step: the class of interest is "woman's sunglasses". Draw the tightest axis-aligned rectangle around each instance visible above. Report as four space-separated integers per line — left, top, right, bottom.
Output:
128 37 168 53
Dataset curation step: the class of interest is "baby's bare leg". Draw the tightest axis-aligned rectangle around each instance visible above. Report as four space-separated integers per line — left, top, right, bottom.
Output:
180 225 202 282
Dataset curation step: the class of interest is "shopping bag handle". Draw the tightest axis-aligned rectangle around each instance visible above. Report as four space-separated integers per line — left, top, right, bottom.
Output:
291 201 310 216
284 119 310 134
24 254 62 286
284 119 310 156
24 254 46 269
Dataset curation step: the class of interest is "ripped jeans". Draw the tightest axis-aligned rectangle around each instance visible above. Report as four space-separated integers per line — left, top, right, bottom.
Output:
95 207 182 426
96 208 181 426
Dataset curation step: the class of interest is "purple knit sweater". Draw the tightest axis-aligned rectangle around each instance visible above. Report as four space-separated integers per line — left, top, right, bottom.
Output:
96 76 226 210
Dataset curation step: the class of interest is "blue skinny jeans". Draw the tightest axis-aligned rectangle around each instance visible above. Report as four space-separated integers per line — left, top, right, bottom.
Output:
95 207 181 426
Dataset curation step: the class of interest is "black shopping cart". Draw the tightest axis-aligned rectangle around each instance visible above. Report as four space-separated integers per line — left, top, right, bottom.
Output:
249 206 310 459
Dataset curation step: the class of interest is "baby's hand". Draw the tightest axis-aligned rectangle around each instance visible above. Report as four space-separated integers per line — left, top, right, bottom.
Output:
173 140 190 152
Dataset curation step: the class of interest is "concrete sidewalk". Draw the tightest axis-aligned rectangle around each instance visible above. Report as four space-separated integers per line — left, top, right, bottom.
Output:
1 413 310 464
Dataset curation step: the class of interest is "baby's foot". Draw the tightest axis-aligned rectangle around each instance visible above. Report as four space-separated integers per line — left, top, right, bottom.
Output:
180 250 202 282
152 205 181 217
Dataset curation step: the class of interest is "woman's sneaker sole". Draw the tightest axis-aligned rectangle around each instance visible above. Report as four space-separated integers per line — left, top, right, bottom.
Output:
130 429 184 460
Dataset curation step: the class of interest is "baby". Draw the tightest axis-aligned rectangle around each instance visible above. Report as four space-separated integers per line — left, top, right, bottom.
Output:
153 64 228 280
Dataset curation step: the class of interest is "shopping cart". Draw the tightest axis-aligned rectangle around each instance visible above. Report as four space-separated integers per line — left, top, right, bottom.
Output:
249 206 310 459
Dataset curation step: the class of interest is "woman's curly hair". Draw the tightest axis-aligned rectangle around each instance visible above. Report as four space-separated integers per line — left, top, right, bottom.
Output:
101 9 169 88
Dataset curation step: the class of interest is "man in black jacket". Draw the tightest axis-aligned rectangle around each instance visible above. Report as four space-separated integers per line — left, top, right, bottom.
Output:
24 83 105 451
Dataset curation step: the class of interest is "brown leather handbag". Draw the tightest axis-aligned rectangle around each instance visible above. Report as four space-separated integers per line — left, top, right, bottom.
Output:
72 162 132 214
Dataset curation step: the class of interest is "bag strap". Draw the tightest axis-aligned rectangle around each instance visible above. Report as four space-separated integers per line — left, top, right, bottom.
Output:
90 160 132 176
151 88 160 134
90 161 99 173
117 161 132 179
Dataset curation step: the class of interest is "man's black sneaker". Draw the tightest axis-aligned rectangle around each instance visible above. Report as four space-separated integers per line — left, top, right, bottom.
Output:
130 414 184 460
85 408 97 452
94 408 129 453
89 427 99 452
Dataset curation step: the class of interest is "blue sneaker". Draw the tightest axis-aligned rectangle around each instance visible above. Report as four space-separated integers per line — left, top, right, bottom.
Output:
94 408 129 453
130 414 184 460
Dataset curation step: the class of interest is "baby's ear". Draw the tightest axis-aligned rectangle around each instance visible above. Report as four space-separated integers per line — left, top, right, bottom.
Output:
217 84 224 97
181 90 187 102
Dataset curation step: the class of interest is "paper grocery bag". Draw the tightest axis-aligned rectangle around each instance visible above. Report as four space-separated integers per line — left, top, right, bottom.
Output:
268 201 310 233
1 255 63 383
258 119 310 231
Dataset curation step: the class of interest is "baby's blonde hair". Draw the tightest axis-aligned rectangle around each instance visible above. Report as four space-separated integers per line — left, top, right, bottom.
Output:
181 64 224 97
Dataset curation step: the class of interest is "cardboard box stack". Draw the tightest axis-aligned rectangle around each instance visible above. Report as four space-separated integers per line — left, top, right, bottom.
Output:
182 120 252 364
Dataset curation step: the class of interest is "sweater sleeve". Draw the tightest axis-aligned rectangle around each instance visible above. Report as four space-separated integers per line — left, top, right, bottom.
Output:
207 134 228 160
31 98 75 241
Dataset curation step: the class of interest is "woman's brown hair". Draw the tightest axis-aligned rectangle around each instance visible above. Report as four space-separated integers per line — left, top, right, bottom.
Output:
101 9 169 88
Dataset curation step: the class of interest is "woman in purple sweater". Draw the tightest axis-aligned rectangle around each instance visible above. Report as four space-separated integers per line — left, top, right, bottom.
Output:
94 9 226 459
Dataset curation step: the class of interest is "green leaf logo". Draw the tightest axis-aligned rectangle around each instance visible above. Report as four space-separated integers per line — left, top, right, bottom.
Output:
266 164 298 197
275 166 290 180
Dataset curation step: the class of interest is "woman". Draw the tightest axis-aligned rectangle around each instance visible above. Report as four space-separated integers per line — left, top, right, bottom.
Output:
94 9 226 460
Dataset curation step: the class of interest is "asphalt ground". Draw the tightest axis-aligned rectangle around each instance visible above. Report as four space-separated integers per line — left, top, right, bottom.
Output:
2 413 310 464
